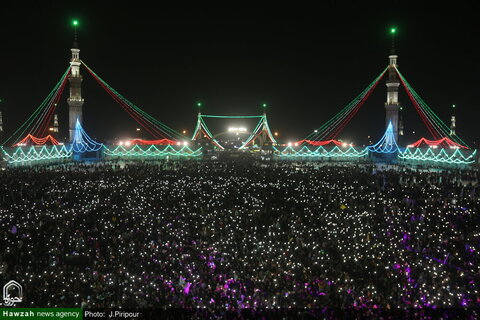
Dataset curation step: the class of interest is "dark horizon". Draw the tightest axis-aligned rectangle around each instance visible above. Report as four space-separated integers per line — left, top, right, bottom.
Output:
1 1 479 147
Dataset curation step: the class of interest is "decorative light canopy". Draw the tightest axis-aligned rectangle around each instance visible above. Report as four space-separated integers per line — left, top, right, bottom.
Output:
70 119 103 153
367 121 400 154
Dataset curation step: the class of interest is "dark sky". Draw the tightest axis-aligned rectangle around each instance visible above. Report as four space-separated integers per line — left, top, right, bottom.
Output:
1 1 479 147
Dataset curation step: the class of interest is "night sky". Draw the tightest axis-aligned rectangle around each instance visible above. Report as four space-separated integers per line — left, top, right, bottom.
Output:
1 1 479 147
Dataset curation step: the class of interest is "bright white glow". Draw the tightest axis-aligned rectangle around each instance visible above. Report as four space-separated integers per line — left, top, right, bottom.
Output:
176 142 181 146
228 127 247 133
183 141 188 146
342 143 347 147
125 141 131 146
118 141 124 146
288 142 292 147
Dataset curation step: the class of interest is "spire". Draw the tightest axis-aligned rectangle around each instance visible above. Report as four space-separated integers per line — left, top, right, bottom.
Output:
0 98 3 134
261 103 268 116
72 20 79 49
388 27 398 66
450 104 456 135
196 101 203 115
53 113 59 133
390 27 397 55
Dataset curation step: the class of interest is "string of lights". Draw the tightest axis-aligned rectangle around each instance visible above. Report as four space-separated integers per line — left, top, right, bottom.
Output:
408 137 467 149
367 122 400 154
1 145 72 164
273 145 368 158
127 138 178 145
303 67 388 143
398 147 476 164
69 119 103 153
3 66 71 146
239 115 277 149
104 145 202 158
296 140 344 147
81 61 186 141
13 134 60 147
395 67 469 148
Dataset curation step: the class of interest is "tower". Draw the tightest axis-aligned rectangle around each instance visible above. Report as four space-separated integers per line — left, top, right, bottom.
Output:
67 20 84 141
450 104 456 135
385 28 400 141
0 98 3 136
0 109 3 135
398 106 404 137
53 113 59 134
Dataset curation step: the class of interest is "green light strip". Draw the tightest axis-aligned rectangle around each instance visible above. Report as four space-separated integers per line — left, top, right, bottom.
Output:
1 145 72 164
305 67 388 142
199 118 224 149
191 114 202 140
2 67 71 146
395 67 451 138
399 147 476 164
273 145 368 158
239 117 264 149
395 67 469 148
104 144 202 157
81 61 186 140
262 115 277 143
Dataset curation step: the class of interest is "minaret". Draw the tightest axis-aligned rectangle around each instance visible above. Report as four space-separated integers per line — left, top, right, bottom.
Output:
0 110 3 135
67 20 84 142
450 104 456 135
0 98 3 135
398 106 404 137
53 113 59 134
385 27 400 142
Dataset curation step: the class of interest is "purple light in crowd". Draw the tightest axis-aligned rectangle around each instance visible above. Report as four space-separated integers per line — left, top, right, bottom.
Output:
184 282 192 295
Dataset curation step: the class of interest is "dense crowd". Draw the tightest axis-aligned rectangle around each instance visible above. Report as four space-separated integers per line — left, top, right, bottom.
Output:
0 160 479 313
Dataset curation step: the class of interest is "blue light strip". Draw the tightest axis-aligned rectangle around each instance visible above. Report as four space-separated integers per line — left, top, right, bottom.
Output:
69 119 104 153
367 121 400 154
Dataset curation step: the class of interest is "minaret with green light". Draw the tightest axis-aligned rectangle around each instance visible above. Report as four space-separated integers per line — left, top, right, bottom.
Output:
67 19 84 141
385 27 400 142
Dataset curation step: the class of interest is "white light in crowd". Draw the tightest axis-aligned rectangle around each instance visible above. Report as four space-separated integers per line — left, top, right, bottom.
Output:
176 142 181 146
125 141 131 146
183 141 189 146
228 127 247 133
118 141 124 146
342 143 347 147
288 142 292 146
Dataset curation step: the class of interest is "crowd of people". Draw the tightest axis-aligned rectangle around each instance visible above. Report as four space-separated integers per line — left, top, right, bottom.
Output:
0 159 479 315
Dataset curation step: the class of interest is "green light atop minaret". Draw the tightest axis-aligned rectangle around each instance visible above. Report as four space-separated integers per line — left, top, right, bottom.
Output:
72 20 79 26
390 27 397 34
